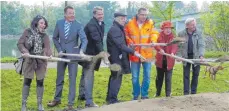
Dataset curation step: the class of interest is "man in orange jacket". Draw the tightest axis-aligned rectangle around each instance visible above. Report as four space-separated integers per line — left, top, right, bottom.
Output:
125 8 159 100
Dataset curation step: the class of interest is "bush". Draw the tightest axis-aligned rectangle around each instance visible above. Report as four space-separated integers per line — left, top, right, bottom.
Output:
204 51 229 58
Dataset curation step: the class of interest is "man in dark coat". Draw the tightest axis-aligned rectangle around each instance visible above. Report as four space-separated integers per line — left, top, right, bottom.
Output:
78 6 105 107
106 12 144 104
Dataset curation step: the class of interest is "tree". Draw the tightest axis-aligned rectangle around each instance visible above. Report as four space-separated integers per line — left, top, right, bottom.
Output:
174 1 185 15
200 1 210 12
183 1 199 14
174 1 185 9
200 1 229 52
1 1 22 35
149 1 180 28
74 3 90 26
87 1 121 33
126 1 138 20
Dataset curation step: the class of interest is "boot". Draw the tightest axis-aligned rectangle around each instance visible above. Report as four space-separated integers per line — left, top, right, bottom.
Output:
37 86 44 111
21 85 30 111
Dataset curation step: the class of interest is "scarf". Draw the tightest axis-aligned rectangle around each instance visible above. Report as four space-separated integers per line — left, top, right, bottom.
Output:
27 28 44 55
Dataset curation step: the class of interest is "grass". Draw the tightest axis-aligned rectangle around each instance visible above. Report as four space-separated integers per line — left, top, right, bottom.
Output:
204 51 229 58
1 63 229 111
0 57 17 63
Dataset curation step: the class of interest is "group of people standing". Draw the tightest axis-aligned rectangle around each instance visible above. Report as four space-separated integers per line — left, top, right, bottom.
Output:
17 5 205 111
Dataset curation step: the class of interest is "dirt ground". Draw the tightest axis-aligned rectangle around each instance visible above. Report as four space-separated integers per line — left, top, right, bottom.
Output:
80 92 229 111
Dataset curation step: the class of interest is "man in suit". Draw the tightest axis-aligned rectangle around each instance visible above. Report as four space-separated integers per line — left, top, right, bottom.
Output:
106 12 144 104
78 6 104 107
47 6 88 110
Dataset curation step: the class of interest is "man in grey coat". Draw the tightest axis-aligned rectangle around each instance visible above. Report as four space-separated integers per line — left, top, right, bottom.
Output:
47 6 88 110
177 18 205 95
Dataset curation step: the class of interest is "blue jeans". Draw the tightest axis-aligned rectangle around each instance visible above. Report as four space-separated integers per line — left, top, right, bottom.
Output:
131 62 152 99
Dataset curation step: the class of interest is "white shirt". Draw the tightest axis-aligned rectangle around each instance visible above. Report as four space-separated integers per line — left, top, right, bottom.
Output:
138 23 143 29
98 22 102 26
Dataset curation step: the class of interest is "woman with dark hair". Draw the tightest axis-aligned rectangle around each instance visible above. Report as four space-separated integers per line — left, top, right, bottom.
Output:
154 21 178 97
17 15 52 111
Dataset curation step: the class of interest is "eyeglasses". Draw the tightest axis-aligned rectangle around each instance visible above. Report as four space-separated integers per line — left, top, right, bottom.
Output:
139 14 148 17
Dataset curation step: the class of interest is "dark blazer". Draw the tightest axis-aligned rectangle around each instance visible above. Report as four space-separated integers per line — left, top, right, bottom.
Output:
52 19 88 59
107 21 135 74
84 17 105 70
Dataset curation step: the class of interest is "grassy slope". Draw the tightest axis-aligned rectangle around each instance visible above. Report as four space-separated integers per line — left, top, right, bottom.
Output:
1 64 229 110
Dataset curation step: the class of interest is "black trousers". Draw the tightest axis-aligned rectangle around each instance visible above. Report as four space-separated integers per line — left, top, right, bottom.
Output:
155 56 173 97
183 54 200 95
106 70 123 104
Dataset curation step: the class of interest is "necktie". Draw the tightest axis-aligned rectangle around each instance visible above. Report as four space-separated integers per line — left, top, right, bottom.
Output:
64 22 71 39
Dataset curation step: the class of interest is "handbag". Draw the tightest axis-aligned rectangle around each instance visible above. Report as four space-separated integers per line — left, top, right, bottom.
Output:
14 57 24 75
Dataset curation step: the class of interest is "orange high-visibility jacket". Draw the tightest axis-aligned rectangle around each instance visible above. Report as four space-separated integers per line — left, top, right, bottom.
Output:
125 17 159 62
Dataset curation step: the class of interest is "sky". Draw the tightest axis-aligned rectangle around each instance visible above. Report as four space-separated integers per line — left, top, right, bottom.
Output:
17 0 205 10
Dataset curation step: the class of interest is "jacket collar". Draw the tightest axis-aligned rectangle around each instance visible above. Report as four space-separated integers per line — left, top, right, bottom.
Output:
133 15 150 24
92 17 104 25
185 28 198 36
159 31 174 41
113 21 124 30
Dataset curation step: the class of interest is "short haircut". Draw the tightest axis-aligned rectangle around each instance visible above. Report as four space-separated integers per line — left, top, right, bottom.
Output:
138 7 148 14
93 6 103 14
64 6 74 13
185 18 196 25
30 15 48 30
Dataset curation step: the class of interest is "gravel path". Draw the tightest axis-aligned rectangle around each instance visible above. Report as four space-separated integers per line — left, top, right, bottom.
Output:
80 92 229 111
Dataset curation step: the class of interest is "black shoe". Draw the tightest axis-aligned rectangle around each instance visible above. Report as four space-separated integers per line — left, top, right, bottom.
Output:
154 94 160 97
166 93 172 97
133 97 138 100
85 102 98 108
78 96 86 101
106 100 121 105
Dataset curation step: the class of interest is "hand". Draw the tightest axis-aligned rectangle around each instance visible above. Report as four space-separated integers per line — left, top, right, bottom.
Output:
58 51 64 57
176 59 182 62
134 51 141 58
200 56 204 62
134 51 146 61
22 53 29 57
176 55 182 62
103 60 110 65
159 49 165 54
171 53 174 56
49 55 53 59
80 50 85 55
129 43 134 48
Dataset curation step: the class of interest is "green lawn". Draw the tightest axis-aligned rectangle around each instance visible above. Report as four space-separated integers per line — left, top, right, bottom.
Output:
1 64 229 111
0 57 17 63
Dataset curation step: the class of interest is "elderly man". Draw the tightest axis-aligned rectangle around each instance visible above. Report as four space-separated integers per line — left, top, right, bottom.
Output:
125 8 159 100
78 6 105 108
106 12 144 104
177 18 205 95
